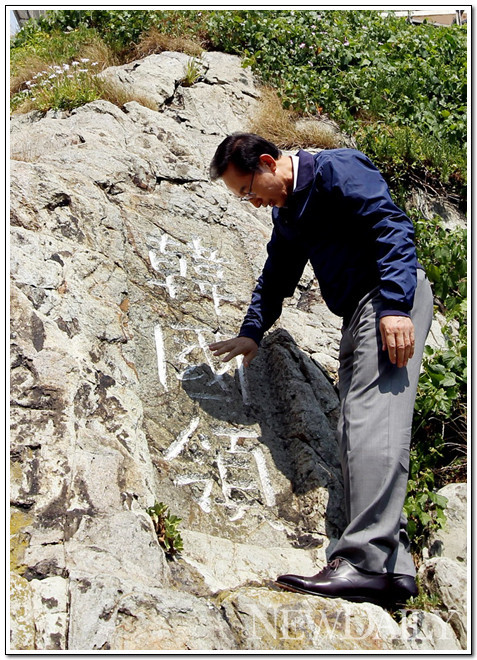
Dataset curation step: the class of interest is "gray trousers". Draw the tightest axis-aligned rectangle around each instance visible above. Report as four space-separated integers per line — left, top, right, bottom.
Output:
329 270 433 576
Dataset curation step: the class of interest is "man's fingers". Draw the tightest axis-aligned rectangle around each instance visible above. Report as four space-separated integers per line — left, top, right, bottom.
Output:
209 340 231 351
386 330 410 367
242 346 259 368
398 326 415 367
396 333 407 368
380 325 388 352
208 337 259 366
219 345 242 363
209 341 239 362
209 340 233 357
386 334 397 364
408 326 415 360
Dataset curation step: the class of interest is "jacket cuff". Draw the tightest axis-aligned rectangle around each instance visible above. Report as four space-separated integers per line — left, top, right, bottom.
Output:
378 309 411 319
238 328 263 346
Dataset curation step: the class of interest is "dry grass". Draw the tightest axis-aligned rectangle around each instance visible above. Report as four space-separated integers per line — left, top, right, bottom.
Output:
75 39 119 70
10 96 38 114
134 27 203 59
98 79 158 112
11 55 48 95
249 87 346 150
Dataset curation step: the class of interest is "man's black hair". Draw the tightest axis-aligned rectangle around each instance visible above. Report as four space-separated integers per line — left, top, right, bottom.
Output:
209 133 281 180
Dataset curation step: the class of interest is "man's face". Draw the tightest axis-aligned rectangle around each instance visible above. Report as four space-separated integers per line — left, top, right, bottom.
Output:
221 156 290 209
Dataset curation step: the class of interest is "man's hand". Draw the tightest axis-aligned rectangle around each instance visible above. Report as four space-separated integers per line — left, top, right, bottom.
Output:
209 336 259 368
379 315 415 368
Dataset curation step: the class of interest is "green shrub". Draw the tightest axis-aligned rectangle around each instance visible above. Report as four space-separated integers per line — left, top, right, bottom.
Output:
355 124 466 206
208 10 466 138
413 214 467 317
147 502 184 559
403 471 448 555
405 214 467 558
11 9 213 55
10 25 111 91
17 60 101 111
207 10 466 201
11 25 97 73
10 10 213 114
11 9 155 52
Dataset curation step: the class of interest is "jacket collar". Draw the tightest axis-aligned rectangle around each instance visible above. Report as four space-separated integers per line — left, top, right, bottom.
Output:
294 149 315 194
273 150 316 223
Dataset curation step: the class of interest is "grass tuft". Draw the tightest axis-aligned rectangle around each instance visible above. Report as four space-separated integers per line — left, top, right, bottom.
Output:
249 87 346 151
99 79 158 111
134 26 203 59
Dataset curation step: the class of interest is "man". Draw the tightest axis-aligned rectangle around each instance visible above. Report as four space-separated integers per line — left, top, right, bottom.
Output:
208 133 433 607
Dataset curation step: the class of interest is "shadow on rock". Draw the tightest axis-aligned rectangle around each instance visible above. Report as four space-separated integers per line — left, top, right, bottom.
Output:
182 328 347 552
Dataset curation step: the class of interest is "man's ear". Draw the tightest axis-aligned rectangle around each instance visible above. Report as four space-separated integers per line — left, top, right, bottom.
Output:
258 154 277 172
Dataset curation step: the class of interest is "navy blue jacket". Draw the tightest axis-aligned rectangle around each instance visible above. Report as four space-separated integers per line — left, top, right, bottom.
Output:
239 148 419 345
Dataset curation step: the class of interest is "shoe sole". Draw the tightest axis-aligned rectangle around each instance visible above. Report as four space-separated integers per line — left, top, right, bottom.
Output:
274 580 388 607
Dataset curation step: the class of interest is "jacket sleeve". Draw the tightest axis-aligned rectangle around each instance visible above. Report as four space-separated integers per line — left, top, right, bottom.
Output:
238 226 308 344
319 150 418 318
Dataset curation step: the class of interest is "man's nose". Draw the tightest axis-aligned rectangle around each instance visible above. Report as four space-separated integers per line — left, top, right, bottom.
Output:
250 198 261 208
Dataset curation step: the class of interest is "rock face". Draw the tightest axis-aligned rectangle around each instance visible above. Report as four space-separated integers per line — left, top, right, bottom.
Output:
418 482 468 649
405 188 466 232
10 51 467 651
427 482 467 564
418 557 467 649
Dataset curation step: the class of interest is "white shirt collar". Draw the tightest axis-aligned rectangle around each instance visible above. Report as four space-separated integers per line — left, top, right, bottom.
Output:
291 155 299 191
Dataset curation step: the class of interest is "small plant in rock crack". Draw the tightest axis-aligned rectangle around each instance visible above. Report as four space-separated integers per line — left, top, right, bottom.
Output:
147 501 184 559
181 57 202 87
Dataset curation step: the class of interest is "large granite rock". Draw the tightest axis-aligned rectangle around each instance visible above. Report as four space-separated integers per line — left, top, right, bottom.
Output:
217 585 461 651
427 482 467 564
418 557 467 648
10 50 467 651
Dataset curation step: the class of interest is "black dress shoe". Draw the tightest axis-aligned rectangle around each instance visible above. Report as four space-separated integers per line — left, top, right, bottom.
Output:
275 558 390 606
388 573 418 606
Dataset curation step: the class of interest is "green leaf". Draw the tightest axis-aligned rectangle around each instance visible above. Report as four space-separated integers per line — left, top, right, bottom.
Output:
441 374 457 387
419 511 432 526
431 493 449 508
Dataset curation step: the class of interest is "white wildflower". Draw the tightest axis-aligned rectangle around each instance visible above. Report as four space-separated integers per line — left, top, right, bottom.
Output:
80 58 90 63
